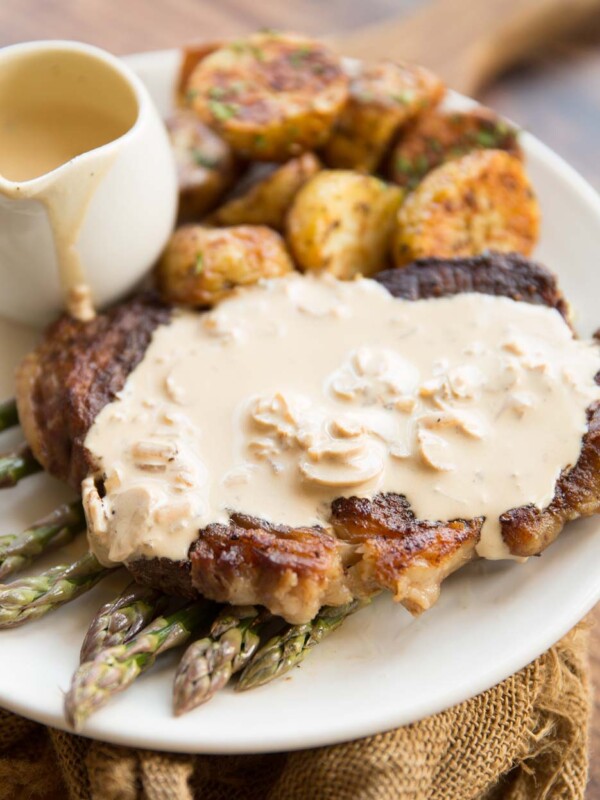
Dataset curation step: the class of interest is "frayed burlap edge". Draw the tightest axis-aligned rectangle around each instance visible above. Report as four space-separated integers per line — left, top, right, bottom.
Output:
0 621 591 800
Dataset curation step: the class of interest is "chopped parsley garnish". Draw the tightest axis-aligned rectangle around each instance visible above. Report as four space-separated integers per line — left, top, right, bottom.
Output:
415 154 430 173
475 130 500 147
311 63 329 76
249 45 265 62
395 156 415 174
391 90 414 106
254 134 267 149
191 149 218 169
230 40 264 60
289 46 312 68
209 86 226 100
209 100 238 121
194 252 204 274
395 154 429 180
185 88 198 103
229 80 247 94
427 137 443 153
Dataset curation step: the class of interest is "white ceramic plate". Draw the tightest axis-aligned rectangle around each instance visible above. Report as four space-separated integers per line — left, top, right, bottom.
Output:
0 49 599 755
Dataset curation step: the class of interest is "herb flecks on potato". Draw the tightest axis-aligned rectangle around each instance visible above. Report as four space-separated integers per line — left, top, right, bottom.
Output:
176 41 223 107
393 150 540 267
287 170 403 279
167 110 239 223
209 152 321 231
322 60 445 173
158 224 294 307
390 107 521 190
186 32 349 162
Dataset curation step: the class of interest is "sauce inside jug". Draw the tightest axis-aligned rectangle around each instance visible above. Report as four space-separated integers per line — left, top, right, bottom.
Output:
0 103 131 183
0 46 139 320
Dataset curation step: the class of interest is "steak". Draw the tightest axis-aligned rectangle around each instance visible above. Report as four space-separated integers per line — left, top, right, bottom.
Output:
16 293 171 491
15 252 600 622
374 251 569 317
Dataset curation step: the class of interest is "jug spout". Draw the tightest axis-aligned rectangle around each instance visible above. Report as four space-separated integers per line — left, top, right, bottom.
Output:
0 40 177 326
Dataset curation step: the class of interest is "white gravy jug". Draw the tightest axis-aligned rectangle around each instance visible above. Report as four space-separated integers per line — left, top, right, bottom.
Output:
0 40 177 326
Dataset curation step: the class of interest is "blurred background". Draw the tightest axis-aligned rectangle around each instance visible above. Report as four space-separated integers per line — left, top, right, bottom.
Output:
1 0 599 186
1 0 600 793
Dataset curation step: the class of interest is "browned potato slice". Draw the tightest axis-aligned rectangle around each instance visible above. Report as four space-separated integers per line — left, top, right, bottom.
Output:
209 152 321 231
176 41 223 107
157 224 294 307
167 109 239 223
286 170 403 279
393 150 540 267
321 60 445 173
389 107 521 190
186 32 349 161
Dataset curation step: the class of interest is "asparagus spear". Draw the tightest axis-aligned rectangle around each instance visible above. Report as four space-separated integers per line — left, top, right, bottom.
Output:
80 582 169 663
0 399 18 433
0 552 111 629
173 605 266 715
236 599 364 691
65 600 212 730
0 444 41 488
0 501 85 580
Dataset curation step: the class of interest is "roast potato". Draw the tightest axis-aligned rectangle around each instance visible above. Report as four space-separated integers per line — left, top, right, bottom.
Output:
186 31 349 161
389 107 521 190
176 41 222 107
166 109 238 222
287 170 403 279
393 150 540 267
209 152 321 231
322 60 445 173
158 224 294 306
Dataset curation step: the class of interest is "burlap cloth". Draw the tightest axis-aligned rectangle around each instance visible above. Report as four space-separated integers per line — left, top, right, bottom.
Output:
0 622 591 800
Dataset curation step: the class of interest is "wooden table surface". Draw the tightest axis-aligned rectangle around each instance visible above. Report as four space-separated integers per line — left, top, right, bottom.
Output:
1 0 600 795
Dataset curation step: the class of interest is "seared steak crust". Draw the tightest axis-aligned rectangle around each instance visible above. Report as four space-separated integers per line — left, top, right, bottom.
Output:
188 519 351 624
332 494 482 613
374 251 569 318
129 499 481 620
16 295 171 490
501 401 600 556
14 252 600 621
127 556 196 599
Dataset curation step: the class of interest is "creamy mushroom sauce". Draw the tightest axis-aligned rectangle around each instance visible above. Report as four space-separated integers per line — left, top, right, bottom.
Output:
82 273 600 565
